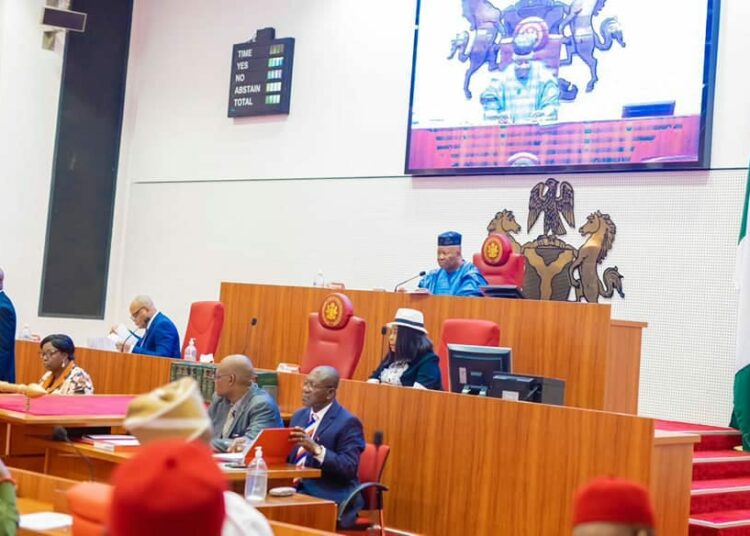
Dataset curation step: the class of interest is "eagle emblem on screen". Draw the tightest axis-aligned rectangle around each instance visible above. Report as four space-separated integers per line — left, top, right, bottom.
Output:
486 179 624 303
449 0 626 116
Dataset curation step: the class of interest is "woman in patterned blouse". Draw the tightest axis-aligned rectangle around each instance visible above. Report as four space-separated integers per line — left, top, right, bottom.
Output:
38 334 94 395
367 308 443 390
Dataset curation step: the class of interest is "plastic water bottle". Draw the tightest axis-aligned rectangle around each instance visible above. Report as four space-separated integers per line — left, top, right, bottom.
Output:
245 446 268 502
20 325 32 340
313 270 325 288
183 338 197 362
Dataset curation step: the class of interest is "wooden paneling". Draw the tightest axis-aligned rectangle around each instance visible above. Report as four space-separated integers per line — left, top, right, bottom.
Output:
11 335 681 536
268 521 338 536
11 469 339 536
11 468 77 513
650 431 700 536
277 372 659 536
217 283 644 411
15 340 172 394
256 494 337 532
606 320 648 413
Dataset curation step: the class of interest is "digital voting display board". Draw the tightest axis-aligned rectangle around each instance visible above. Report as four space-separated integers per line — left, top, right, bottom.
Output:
228 27 295 117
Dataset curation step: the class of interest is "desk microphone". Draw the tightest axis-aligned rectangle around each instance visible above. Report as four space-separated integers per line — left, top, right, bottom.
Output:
242 317 258 356
393 271 426 292
53 426 95 481
379 326 388 360
372 431 384 493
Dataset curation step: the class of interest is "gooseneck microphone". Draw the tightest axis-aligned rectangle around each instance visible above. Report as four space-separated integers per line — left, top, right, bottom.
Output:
379 326 388 360
53 426 95 481
242 317 258 356
393 271 426 292
371 430 384 489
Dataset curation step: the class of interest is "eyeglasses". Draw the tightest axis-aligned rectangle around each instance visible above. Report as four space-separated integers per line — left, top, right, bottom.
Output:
303 380 333 391
39 349 60 359
214 373 234 382
129 306 146 321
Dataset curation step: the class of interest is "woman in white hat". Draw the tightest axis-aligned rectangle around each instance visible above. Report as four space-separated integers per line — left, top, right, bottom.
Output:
367 308 443 390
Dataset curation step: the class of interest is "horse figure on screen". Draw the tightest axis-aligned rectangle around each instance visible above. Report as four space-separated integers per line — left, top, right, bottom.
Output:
569 211 624 303
449 0 504 99
558 0 626 92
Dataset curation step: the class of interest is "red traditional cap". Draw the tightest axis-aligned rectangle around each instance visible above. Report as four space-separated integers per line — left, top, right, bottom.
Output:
572 477 655 528
109 439 227 536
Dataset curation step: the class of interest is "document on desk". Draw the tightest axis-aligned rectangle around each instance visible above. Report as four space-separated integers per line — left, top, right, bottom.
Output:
20 512 73 530
214 452 245 463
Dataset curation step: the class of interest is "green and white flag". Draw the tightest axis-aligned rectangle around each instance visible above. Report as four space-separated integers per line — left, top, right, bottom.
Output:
733 170 750 449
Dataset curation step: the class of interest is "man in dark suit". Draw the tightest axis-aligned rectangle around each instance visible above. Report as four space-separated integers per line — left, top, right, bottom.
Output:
288 366 365 528
118 295 181 358
0 268 16 382
208 354 283 452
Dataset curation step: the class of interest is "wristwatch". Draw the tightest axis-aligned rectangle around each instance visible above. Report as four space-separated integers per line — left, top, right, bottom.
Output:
313 445 323 457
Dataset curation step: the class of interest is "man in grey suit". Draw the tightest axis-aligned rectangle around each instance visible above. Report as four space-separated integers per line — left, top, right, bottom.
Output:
208 354 283 453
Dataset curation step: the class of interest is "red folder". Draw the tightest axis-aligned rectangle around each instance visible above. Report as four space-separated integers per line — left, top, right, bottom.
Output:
243 428 295 465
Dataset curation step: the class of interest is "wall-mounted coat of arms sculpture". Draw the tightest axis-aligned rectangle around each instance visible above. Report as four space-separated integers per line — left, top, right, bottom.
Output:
487 178 624 303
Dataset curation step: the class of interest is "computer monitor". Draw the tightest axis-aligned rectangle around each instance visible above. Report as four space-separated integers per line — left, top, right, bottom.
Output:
488 373 565 406
448 344 512 396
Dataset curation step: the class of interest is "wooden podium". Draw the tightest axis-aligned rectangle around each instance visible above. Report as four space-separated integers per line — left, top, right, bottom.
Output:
218 283 646 412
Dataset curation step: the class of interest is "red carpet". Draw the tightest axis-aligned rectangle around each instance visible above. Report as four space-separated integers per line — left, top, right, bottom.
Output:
0 394 133 416
655 420 750 534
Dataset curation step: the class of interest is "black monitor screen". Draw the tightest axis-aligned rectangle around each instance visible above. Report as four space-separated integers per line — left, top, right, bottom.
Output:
448 344 512 396
489 373 565 406
490 374 540 402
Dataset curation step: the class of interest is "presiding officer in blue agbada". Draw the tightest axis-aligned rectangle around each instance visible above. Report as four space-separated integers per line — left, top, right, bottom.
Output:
417 231 487 297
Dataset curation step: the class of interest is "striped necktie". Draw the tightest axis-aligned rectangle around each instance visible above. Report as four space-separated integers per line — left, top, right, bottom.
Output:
293 412 319 467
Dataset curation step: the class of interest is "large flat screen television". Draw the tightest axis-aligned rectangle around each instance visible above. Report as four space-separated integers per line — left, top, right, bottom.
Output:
405 0 721 175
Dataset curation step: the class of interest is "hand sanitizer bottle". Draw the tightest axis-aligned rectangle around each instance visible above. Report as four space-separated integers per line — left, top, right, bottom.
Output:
245 446 268 502
183 338 197 362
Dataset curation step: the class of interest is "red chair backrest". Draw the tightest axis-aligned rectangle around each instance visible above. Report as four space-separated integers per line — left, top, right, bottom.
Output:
182 301 225 357
358 443 391 510
472 251 526 287
300 293 366 379
66 482 113 536
437 319 501 391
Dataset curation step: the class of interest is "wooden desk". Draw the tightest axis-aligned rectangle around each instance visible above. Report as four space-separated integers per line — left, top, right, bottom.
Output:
255 494 337 532
11 468 76 536
273 372 690 536
12 345 688 536
217 283 646 412
29 437 320 485
650 430 701 536
11 468 336 535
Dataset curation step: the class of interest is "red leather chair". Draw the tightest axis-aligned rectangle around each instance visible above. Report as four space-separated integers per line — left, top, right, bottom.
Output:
473 233 526 288
66 482 113 536
437 319 501 391
338 442 391 535
182 301 225 358
300 293 366 379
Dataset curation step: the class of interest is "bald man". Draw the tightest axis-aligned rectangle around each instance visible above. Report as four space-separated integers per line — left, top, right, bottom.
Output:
118 295 180 359
0 268 17 382
288 366 365 528
207 355 283 453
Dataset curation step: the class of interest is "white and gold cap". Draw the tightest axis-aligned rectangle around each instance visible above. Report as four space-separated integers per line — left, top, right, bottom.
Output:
124 377 211 445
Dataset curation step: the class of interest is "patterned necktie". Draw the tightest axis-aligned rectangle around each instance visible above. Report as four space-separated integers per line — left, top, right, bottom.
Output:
293 412 319 467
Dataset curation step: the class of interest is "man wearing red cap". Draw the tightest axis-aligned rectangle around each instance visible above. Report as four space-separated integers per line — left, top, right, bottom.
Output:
110 439 227 536
572 477 656 535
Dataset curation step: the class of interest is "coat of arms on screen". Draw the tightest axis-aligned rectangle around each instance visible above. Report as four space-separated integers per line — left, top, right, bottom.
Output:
448 0 625 107
486 178 624 303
